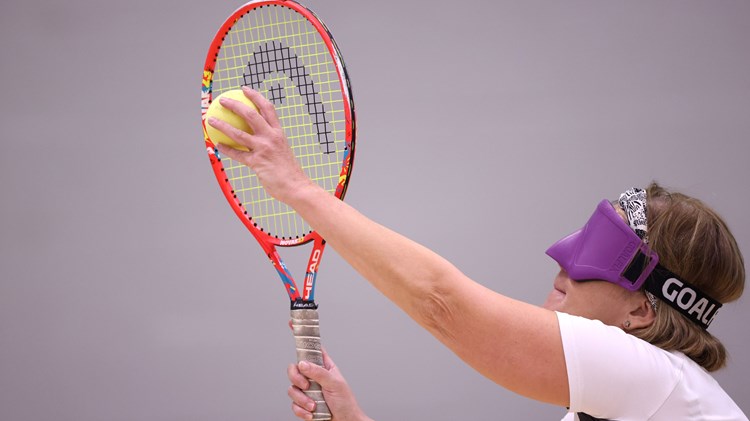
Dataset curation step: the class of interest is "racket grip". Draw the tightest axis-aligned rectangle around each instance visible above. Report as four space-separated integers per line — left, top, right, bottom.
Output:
291 308 331 421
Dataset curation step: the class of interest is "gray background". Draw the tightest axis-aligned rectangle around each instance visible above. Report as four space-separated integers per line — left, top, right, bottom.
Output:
1 0 748 420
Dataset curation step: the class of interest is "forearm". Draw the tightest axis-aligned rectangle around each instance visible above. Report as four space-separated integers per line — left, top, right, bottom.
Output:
289 184 462 329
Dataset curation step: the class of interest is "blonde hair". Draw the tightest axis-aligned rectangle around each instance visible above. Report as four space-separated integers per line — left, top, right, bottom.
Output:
629 182 745 371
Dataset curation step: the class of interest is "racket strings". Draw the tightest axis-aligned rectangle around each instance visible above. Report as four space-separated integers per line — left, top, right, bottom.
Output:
244 40 334 154
211 5 348 240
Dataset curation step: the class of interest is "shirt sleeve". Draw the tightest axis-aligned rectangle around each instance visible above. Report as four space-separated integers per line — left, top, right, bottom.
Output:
556 312 683 420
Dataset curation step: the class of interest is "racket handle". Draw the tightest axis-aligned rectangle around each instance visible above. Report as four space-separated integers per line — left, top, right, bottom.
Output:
290 308 331 421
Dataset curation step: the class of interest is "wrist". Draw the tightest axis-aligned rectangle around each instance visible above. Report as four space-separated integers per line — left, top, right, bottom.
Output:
285 180 329 210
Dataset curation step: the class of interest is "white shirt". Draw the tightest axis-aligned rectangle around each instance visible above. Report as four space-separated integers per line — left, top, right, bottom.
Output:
556 312 747 421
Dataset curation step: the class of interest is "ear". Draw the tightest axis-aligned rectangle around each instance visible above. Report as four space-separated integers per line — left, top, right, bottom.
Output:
624 292 656 330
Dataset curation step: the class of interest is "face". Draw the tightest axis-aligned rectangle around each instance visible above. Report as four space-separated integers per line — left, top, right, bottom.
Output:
543 204 648 326
543 266 640 326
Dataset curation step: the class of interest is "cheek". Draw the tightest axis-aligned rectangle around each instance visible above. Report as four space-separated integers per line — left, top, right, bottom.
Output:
572 283 633 324
559 282 619 319
563 289 597 316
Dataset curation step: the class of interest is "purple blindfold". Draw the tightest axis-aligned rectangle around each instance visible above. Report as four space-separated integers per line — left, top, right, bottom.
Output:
546 200 659 291
546 199 722 329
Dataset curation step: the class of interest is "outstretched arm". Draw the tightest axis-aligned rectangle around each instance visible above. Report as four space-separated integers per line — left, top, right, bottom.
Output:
209 87 570 406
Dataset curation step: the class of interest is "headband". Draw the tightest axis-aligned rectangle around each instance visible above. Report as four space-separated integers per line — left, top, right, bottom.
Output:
618 188 722 329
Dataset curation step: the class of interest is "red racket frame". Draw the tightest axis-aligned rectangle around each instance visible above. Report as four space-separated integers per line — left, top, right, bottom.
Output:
200 0 355 308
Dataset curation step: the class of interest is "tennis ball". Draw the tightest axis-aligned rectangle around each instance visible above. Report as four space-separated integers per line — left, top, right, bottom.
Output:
205 89 259 151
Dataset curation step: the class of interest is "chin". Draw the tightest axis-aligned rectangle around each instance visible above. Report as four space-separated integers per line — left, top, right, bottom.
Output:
543 288 566 311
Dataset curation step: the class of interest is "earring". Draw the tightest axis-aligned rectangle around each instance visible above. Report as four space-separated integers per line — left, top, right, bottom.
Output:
624 320 631 329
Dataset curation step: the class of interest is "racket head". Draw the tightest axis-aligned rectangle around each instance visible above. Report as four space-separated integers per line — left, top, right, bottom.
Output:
201 0 355 247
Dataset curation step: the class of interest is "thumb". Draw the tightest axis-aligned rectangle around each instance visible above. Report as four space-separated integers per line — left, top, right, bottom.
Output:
298 361 334 388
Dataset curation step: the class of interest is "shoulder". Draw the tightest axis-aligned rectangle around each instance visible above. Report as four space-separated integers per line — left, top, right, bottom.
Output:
557 311 685 375
556 312 683 418
556 312 747 420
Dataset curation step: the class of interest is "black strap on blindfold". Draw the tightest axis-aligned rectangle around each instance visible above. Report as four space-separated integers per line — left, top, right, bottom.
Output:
644 266 722 330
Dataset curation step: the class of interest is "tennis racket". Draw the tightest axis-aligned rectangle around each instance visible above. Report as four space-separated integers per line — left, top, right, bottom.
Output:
201 2 355 419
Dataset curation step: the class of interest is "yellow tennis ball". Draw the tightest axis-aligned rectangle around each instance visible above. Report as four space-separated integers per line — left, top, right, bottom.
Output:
205 89 259 151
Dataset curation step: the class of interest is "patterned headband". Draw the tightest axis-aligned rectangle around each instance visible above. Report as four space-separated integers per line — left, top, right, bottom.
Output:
618 188 724 329
618 188 659 311
618 188 649 242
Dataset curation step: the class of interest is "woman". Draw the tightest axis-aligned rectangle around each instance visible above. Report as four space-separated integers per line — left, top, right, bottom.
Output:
207 87 746 421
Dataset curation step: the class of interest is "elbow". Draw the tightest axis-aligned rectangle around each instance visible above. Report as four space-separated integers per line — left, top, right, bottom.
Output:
416 276 461 344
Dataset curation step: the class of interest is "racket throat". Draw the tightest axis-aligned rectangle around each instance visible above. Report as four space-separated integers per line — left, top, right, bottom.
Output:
291 298 318 310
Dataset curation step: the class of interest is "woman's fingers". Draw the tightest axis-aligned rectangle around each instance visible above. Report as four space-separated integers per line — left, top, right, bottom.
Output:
207 116 256 150
216 95 269 136
290 401 314 421
241 86 282 129
287 363 311 390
